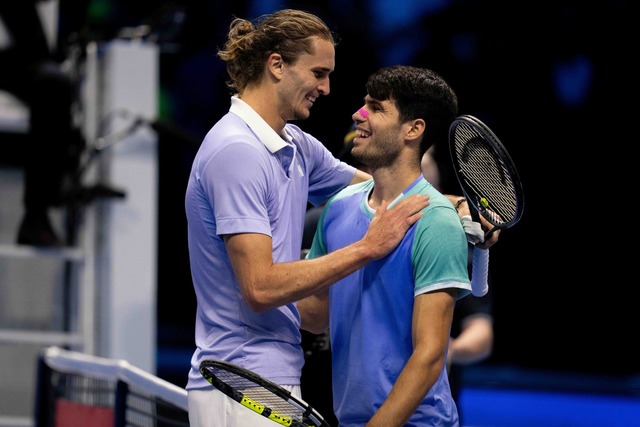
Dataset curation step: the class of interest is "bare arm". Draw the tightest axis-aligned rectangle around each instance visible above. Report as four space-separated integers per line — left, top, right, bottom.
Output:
226 195 429 312
447 315 493 366
365 289 457 427
349 169 372 184
298 289 329 334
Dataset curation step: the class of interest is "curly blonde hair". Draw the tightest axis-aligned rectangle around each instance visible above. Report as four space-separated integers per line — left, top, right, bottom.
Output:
217 9 338 94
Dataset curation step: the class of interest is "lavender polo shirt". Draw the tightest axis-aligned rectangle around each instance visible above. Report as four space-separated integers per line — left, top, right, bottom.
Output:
185 96 356 390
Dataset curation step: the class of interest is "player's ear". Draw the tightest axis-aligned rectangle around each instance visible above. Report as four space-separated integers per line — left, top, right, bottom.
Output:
406 118 425 142
267 53 284 80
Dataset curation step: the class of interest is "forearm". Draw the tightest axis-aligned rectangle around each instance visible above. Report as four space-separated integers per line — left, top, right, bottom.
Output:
366 291 454 426
233 236 376 312
349 169 371 184
366 353 444 427
448 318 493 365
298 290 329 334
230 195 429 312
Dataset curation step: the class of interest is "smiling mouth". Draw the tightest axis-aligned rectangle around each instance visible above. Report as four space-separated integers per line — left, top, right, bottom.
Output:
355 128 371 138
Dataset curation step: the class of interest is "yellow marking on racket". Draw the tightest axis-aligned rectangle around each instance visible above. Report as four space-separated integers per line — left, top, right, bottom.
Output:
480 197 489 208
268 413 293 426
240 395 293 426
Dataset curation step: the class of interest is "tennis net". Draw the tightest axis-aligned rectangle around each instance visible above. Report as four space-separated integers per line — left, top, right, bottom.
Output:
34 346 189 427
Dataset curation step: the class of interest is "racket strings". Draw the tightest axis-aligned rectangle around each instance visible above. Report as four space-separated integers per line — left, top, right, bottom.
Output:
452 125 519 226
211 367 307 422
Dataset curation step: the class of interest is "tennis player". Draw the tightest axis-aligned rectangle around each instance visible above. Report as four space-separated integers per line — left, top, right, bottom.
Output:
299 65 496 426
184 10 430 427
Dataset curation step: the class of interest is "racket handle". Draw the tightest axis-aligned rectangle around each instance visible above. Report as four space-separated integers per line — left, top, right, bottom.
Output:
469 202 481 223
470 246 489 297
485 226 498 239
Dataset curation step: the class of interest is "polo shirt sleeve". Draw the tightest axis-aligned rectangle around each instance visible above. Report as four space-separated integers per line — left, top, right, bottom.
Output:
201 140 273 237
412 206 471 298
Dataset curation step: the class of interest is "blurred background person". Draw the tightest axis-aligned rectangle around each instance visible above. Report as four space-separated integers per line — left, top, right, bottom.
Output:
0 0 89 246
422 145 494 424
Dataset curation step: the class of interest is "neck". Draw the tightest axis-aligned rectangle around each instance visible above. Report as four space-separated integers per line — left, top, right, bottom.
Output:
239 89 286 135
369 166 422 210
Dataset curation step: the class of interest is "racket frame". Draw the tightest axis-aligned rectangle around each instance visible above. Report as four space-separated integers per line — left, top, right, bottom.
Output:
200 360 329 427
448 114 524 235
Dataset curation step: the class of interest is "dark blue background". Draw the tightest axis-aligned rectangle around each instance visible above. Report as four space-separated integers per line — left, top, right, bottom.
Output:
83 0 636 394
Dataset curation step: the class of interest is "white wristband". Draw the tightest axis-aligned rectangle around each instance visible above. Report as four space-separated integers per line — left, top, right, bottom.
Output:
461 215 485 245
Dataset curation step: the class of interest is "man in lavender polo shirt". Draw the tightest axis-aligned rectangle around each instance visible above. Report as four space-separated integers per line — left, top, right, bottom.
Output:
184 10 430 427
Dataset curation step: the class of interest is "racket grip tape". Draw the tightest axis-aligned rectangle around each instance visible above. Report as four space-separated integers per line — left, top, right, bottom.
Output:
470 246 489 297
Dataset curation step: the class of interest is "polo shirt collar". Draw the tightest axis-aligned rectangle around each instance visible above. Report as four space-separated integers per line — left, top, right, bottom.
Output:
229 96 293 153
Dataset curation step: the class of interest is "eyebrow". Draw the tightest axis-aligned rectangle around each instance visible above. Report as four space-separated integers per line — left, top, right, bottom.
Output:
364 97 383 107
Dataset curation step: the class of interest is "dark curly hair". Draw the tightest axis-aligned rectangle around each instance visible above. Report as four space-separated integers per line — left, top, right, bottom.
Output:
366 65 458 155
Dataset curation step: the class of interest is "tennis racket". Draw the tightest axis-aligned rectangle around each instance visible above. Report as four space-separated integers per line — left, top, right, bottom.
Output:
200 360 330 427
449 115 524 239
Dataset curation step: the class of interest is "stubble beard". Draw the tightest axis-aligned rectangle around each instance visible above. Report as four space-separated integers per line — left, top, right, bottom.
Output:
353 137 401 170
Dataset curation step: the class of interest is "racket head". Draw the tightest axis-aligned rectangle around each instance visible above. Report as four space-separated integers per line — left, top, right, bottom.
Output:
449 115 524 230
200 360 329 427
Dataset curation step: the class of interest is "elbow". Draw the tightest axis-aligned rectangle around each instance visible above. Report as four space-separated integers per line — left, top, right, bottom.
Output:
301 321 329 335
244 299 271 313
241 286 275 313
299 298 329 334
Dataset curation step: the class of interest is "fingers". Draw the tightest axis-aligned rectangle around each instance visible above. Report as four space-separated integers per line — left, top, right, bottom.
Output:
365 194 430 259
391 195 429 229
478 227 500 249
393 194 430 218
372 194 429 226
478 215 493 230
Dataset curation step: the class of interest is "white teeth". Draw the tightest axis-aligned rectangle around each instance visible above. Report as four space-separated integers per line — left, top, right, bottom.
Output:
356 130 371 138
306 96 316 103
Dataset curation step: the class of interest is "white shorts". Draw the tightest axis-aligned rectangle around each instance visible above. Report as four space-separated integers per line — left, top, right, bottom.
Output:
188 385 301 427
